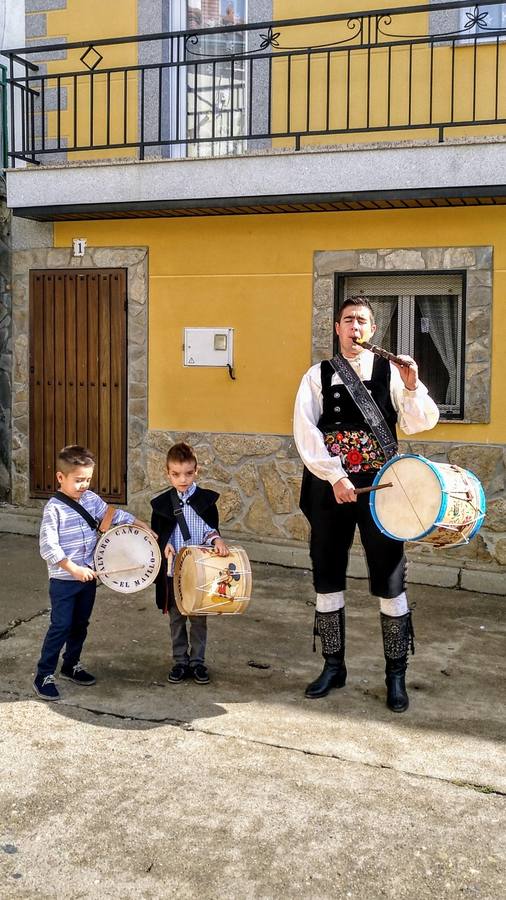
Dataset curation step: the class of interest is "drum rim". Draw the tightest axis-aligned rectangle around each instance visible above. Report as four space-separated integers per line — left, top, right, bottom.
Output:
369 453 448 542
94 523 161 593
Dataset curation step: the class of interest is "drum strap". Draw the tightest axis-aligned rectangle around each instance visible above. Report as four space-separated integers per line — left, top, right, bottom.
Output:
53 491 100 531
98 504 116 534
169 489 192 542
329 355 398 461
52 492 116 534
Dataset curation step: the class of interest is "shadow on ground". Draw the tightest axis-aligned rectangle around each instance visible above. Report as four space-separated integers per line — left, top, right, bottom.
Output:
1 533 505 790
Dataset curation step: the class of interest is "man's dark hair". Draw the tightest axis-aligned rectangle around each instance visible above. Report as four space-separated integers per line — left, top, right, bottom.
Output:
166 442 198 469
336 296 375 325
57 445 96 473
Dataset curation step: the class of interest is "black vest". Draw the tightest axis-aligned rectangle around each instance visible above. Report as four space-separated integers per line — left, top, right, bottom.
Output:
317 354 398 438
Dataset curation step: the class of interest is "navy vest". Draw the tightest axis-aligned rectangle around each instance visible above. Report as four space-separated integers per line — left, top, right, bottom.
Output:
317 354 398 438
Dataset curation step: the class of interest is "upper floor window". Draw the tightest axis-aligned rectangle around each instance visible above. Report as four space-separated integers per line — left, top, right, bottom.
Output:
339 274 465 420
186 1 248 156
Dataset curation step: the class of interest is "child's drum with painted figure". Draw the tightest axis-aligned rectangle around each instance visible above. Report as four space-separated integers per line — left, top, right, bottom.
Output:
369 454 486 549
174 545 252 616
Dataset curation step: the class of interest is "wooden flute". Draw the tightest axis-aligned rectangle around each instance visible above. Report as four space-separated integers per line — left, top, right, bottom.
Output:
352 338 410 368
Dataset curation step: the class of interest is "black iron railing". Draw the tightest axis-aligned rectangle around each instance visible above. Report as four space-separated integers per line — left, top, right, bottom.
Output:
0 64 7 170
2 1 506 166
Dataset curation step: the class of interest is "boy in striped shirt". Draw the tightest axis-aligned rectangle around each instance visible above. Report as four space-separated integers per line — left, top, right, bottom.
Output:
34 445 150 701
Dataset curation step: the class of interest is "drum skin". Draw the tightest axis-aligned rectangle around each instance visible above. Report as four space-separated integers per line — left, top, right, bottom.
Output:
370 454 486 548
94 524 161 593
174 545 252 616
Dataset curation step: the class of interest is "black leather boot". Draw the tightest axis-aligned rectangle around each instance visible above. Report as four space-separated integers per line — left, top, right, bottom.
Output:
305 608 346 699
380 610 415 713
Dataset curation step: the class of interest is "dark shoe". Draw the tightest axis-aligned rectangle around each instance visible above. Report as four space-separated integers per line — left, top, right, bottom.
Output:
60 662 96 685
385 670 409 713
192 664 210 684
33 673 60 701
305 658 347 699
168 663 190 683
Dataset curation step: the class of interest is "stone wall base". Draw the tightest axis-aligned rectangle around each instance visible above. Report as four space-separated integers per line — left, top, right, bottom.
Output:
2 505 503 595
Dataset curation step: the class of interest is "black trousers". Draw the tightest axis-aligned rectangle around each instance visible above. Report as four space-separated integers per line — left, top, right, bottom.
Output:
301 469 406 598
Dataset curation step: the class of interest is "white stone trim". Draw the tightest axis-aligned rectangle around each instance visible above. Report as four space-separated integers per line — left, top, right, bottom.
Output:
6 139 506 212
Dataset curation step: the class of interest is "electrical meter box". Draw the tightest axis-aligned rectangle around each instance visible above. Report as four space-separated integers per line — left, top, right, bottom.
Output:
183 328 234 367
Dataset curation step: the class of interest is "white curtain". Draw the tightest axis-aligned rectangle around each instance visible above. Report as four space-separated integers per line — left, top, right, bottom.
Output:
370 297 397 347
417 295 458 405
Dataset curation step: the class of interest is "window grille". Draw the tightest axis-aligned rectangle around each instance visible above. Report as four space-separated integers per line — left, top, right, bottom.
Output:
461 3 506 35
457 3 506 47
339 273 465 420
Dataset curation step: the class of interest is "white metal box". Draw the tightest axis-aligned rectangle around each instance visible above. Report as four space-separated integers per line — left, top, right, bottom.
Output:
183 327 234 367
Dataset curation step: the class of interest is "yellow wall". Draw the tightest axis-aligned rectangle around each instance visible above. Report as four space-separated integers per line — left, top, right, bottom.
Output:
55 205 506 444
42 0 138 159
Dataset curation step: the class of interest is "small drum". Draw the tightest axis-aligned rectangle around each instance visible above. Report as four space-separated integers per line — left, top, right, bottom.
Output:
174 545 252 616
370 454 486 549
94 524 161 593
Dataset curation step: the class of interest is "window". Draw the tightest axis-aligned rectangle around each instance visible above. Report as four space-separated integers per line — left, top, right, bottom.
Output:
339 274 465 420
184 1 248 156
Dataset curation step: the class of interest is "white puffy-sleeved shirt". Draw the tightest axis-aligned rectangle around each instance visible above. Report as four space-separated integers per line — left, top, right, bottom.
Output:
39 490 135 579
293 349 440 486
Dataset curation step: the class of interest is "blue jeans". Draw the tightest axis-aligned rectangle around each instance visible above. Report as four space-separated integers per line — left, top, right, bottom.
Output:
37 578 97 677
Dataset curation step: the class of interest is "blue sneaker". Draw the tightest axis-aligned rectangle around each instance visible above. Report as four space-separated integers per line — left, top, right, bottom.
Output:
33 674 60 701
60 662 96 685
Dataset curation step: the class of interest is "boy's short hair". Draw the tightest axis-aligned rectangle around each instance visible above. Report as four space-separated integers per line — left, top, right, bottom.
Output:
336 296 375 324
166 442 198 469
57 445 96 474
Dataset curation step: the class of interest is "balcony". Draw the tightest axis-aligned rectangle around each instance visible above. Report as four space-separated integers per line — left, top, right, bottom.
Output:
3 1 506 220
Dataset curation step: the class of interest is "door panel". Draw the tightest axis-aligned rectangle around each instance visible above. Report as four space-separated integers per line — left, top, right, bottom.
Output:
29 269 127 502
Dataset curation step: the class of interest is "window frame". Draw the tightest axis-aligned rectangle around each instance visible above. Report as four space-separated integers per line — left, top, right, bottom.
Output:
334 270 467 420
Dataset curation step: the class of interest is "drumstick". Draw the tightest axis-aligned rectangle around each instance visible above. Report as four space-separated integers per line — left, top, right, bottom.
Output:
354 482 393 495
99 564 146 576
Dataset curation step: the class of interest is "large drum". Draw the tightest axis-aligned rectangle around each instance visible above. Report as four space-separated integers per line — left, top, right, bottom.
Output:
94 524 161 593
370 454 486 549
174 545 252 616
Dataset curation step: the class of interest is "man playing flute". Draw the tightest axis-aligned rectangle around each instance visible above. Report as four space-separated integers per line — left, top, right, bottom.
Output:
294 297 439 712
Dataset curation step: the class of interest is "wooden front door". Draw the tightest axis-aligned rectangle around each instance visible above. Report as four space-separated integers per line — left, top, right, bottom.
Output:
29 269 127 502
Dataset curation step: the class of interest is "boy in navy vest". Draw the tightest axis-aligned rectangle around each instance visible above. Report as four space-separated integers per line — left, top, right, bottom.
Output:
294 298 439 712
151 442 229 685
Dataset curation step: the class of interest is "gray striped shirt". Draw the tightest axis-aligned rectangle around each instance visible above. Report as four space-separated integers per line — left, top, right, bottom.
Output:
39 491 135 580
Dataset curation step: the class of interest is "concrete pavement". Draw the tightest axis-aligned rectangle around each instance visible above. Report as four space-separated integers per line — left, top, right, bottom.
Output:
0 532 505 899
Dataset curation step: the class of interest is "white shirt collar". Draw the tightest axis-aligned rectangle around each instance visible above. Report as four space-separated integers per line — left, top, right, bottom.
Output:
177 482 197 502
343 350 365 369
